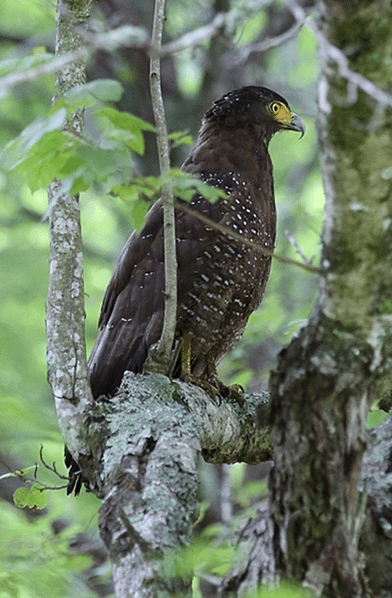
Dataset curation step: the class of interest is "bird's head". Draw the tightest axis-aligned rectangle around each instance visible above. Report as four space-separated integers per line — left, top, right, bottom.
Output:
205 86 305 142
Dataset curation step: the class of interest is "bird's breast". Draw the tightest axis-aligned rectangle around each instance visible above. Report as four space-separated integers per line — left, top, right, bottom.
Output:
176 170 276 368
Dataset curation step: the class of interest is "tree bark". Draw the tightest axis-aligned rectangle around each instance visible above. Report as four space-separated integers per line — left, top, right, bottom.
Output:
97 376 200 598
88 373 271 597
218 414 392 597
361 415 392 597
46 0 94 461
267 1 392 596
147 0 177 373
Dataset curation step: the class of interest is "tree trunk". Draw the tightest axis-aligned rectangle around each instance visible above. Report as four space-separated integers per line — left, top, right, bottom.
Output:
268 1 392 596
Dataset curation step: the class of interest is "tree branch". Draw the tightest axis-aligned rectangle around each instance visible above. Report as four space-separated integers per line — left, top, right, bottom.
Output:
160 12 228 56
0 25 148 98
230 15 306 65
286 0 392 112
147 0 178 373
46 0 94 460
176 201 323 274
95 373 271 597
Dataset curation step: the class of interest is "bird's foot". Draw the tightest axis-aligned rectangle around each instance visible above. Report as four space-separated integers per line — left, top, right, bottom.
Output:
178 332 245 405
211 378 245 406
181 371 220 401
182 372 245 406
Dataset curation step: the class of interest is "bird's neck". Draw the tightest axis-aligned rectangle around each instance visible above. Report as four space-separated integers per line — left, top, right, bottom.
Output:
184 118 273 177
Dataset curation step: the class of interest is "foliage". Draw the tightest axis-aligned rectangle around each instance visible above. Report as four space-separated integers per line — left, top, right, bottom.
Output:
0 501 100 598
0 0 323 595
13 484 47 510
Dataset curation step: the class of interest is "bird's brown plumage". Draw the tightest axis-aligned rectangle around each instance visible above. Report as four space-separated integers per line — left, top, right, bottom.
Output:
88 86 305 399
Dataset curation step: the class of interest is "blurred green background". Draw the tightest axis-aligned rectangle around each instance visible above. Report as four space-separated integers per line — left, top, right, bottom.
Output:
0 0 324 595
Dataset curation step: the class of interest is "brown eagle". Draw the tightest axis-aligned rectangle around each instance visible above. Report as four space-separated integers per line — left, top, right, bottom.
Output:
88 86 305 399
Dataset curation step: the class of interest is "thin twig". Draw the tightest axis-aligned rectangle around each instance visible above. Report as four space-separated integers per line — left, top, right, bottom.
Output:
148 0 178 371
231 17 305 65
161 13 227 55
39 445 69 480
285 0 392 111
176 201 323 274
284 229 314 267
0 25 148 98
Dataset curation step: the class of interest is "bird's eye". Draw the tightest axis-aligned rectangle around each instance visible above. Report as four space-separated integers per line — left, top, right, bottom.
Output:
270 102 280 114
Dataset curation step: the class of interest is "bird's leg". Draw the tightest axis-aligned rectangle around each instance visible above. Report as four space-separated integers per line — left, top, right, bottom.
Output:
181 331 192 379
179 336 245 405
180 332 219 400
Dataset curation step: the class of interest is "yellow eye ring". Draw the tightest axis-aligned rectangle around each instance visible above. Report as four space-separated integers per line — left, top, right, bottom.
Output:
269 102 281 114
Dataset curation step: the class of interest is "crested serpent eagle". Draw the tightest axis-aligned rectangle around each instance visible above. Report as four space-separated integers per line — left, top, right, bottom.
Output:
88 86 305 400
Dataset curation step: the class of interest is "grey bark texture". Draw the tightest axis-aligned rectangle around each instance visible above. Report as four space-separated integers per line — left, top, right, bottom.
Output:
361 417 392 597
46 0 94 461
219 411 392 598
86 373 271 597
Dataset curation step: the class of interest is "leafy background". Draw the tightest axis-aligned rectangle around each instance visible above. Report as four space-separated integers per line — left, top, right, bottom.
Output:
0 0 325 595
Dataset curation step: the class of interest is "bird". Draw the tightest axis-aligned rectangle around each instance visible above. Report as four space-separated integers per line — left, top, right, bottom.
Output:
87 85 305 401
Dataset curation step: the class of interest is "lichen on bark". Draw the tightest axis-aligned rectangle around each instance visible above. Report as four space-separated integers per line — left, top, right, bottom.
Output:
46 0 94 462
267 1 392 596
92 373 272 597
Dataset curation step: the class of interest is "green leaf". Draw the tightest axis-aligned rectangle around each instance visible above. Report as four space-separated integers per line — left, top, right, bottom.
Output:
95 106 155 133
3 108 67 170
75 145 121 178
0 51 54 77
69 177 89 195
18 466 38 477
112 177 161 202
94 106 155 155
27 484 47 510
63 79 123 109
168 129 193 148
15 130 72 192
169 169 227 203
367 408 388 428
13 487 29 509
249 582 313 597
164 539 235 579
13 485 47 510
111 184 153 231
128 198 151 231
18 109 67 153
